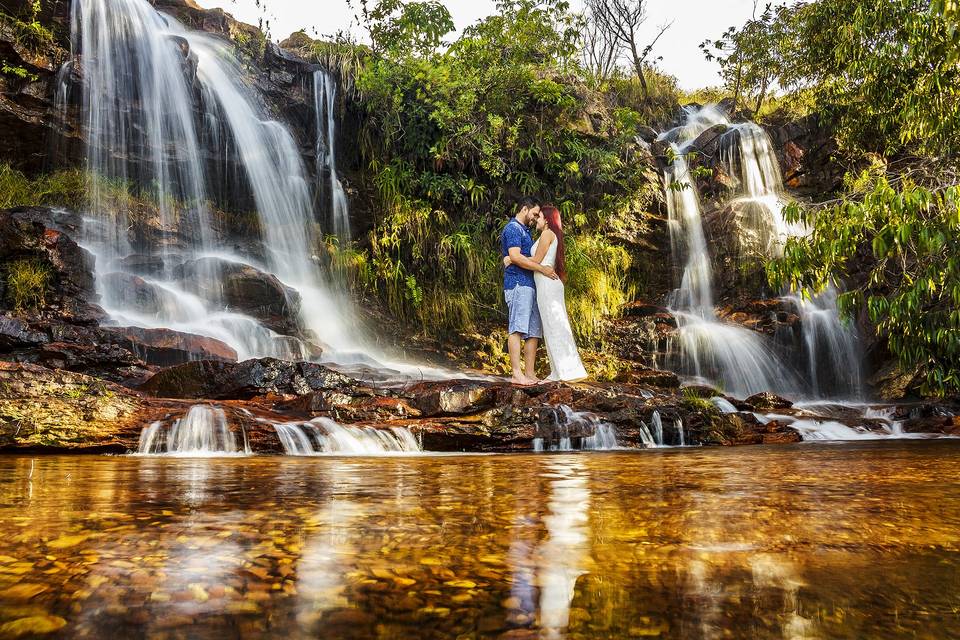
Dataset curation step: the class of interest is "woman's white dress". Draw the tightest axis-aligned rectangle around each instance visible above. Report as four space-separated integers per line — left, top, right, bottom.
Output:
533 237 588 382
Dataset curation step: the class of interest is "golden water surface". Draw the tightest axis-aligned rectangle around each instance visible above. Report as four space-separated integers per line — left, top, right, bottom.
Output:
1 442 960 639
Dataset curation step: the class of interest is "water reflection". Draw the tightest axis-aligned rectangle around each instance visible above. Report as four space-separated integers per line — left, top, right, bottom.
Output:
536 459 591 637
1 444 960 638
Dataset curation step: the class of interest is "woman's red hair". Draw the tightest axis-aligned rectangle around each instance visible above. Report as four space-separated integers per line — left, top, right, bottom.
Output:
540 205 566 281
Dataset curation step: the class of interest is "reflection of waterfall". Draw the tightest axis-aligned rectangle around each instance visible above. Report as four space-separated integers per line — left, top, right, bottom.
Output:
137 405 249 455
535 459 591 638
272 417 421 454
313 70 350 241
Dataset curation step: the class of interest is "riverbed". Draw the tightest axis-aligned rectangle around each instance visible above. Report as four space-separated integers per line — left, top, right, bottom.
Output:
1 442 959 638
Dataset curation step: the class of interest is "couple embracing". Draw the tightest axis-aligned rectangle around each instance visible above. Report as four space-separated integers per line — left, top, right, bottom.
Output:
500 197 588 385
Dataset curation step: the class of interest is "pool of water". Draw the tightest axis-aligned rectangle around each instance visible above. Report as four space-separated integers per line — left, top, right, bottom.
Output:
1 442 959 638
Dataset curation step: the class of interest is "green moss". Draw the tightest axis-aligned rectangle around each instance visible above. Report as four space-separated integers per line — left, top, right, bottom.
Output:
6 259 51 312
680 387 720 414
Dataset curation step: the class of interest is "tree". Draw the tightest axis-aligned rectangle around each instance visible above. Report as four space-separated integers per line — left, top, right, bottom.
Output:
358 0 454 58
580 0 620 85
699 2 797 114
589 0 671 98
767 1 960 395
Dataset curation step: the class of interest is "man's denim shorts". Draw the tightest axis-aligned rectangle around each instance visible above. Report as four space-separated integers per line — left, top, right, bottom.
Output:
504 285 542 340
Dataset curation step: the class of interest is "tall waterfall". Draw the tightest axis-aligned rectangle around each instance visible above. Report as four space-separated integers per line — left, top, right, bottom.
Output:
659 105 864 399
660 111 800 398
313 70 350 241
67 0 354 362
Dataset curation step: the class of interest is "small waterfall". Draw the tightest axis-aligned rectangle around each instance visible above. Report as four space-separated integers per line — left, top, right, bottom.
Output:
312 70 350 241
137 405 249 455
534 406 618 451
273 418 421 454
676 419 686 446
786 287 864 400
651 410 664 446
710 397 738 413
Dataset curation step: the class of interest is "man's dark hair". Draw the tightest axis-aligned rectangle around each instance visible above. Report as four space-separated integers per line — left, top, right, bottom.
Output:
517 196 539 212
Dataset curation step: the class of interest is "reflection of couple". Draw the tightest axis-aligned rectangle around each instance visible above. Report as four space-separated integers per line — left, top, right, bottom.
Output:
500 198 587 385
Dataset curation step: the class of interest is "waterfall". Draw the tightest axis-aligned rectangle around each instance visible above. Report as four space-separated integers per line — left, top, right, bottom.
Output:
312 70 350 241
533 405 618 451
786 287 864 399
659 105 866 399
651 410 664 446
272 417 421 454
137 405 249 455
67 0 356 362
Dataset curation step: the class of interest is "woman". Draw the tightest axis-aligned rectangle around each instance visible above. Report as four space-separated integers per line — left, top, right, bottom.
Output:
504 205 588 382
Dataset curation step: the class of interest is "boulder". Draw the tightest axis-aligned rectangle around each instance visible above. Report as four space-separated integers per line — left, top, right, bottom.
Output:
0 314 48 348
404 380 497 416
138 357 357 399
0 208 100 320
174 257 302 335
100 272 165 315
744 392 793 410
103 326 238 366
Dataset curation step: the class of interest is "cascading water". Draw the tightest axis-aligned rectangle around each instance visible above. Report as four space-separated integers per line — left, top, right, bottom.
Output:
271 417 421 454
66 0 359 363
717 122 808 254
659 105 866 399
661 122 799 397
785 287 864 399
533 406 619 452
312 70 350 241
137 405 249 455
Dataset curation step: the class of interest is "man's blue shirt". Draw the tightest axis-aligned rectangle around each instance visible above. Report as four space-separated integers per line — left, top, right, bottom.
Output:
501 217 536 290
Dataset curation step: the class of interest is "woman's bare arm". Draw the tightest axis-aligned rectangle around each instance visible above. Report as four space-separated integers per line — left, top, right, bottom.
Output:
504 230 554 267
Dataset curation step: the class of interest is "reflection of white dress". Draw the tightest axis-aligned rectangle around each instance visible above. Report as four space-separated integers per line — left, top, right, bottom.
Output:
533 237 588 382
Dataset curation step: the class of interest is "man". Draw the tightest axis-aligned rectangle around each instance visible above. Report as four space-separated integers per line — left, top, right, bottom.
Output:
500 197 558 385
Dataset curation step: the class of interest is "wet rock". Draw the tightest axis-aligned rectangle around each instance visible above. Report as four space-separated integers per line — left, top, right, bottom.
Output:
139 357 357 399
117 254 167 276
405 380 497 416
0 361 147 452
0 208 100 319
744 392 793 410
870 361 922 401
175 257 302 335
100 272 164 315
104 326 238 365
0 314 48 348
616 367 680 388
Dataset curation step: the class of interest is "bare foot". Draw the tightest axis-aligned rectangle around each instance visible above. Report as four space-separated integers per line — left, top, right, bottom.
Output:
510 374 537 386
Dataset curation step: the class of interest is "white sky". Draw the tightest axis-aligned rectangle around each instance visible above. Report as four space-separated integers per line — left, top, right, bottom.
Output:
197 0 790 90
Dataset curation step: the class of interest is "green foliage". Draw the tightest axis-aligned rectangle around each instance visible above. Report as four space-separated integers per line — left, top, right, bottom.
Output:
320 0 654 346
770 175 960 396
700 3 797 114
6 259 51 312
1 61 38 81
0 2 55 53
703 1 960 157
680 387 718 414
360 0 454 58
